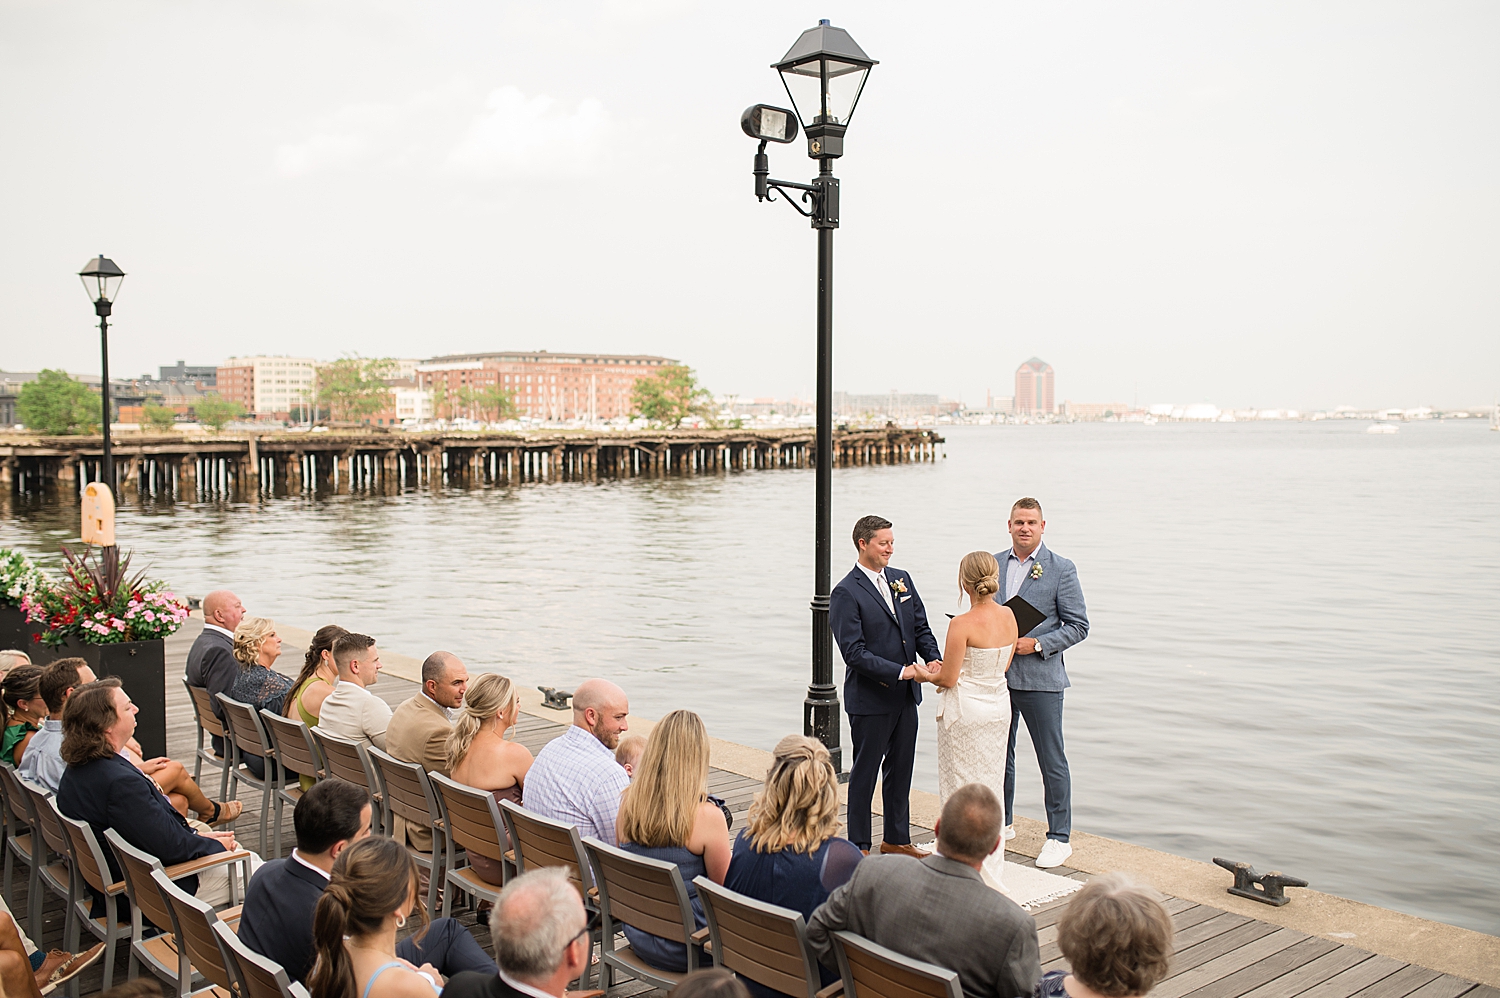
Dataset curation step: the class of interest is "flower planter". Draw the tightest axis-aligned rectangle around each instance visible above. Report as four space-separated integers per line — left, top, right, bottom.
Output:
0 605 45 653
20 635 168 759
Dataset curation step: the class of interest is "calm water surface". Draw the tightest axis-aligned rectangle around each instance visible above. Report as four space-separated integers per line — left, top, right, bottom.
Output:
3 421 1497 933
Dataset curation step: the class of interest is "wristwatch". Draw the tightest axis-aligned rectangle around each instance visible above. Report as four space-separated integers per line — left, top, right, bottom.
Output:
1030 641 1043 657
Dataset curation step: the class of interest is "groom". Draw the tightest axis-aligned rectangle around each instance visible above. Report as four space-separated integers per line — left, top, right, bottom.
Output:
830 515 940 857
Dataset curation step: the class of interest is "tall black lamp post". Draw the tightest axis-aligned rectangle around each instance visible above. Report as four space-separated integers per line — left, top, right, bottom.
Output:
78 255 126 488
743 21 876 773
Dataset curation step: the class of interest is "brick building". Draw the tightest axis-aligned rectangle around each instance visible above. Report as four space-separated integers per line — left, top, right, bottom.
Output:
1014 357 1055 415
416 351 676 422
215 356 318 420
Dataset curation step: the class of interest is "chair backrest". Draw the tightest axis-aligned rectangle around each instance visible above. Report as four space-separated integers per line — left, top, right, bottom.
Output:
0 763 34 830
260 710 325 784
153 867 237 992
368 748 446 842
831 930 962 998
310 729 378 795
213 918 306 998
104 830 180 938
185 681 227 739
583 836 697 946
427 772 505 865
695 877 822 998
500 800 594 895
57 807 121 897
18 775 69 859
217 694 271 759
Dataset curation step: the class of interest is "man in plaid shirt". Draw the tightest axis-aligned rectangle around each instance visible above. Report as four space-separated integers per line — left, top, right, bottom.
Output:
523 679 632 844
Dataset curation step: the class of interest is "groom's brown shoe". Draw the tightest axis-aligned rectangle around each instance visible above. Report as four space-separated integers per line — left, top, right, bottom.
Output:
878 842 925 858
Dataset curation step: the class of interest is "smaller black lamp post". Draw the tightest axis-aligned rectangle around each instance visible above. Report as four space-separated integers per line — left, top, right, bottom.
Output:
78 255 126 487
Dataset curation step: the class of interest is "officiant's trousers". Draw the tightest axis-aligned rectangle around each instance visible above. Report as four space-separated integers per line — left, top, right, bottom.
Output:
1004 690 1071 842
847 702 918 850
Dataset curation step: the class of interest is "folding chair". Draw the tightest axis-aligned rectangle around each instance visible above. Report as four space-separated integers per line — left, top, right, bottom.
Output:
213 919 311 998
55 808 131 992
500 800 601 988
217 695 279 856
152 869 241 998
427 773 510 918
19 779 80 965
0 764 42 937
367 748 446 914
310 729 385 835
259 710 328 855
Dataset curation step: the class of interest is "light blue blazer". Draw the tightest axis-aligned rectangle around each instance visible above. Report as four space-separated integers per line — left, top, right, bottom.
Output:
994 543 1090 692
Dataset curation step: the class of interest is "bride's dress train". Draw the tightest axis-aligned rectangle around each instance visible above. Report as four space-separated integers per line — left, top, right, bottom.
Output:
936 644 1014 894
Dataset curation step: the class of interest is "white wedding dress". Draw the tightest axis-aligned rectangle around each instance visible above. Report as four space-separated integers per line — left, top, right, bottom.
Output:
936 644 1015 893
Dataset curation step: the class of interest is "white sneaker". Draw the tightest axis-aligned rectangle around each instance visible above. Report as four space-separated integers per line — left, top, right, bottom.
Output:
1035 839 1073 868
1002 824 1016 841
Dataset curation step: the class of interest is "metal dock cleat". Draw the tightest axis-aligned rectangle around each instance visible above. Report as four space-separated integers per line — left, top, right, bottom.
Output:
538 686 574 711
1213 857 1308 906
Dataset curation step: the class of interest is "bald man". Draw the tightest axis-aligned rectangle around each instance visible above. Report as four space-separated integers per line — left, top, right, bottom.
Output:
185 590 247 764
521 679 631 844
386 651 468 852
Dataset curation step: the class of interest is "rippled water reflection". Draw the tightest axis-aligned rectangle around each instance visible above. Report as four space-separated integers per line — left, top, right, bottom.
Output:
2 421 1496 933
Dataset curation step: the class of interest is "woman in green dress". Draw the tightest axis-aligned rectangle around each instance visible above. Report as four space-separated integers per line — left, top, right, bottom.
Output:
1 665 47 768
283 624 347 790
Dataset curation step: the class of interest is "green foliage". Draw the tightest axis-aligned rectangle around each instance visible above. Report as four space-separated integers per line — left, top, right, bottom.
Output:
631 364 714 428
194 394 245 432
457 382 519 423
16 369 101 435
142 403 178 431
317 356 396 423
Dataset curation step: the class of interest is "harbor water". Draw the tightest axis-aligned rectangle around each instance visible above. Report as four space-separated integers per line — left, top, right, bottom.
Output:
2 420 1496 934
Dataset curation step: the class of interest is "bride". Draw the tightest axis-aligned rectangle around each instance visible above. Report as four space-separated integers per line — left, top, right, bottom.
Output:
932 550 1017 893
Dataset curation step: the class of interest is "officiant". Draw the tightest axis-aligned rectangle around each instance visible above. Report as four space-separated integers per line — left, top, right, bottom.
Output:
997 498 1090 870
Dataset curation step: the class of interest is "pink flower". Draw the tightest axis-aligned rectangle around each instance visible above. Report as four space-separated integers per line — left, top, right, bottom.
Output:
144 611 156 622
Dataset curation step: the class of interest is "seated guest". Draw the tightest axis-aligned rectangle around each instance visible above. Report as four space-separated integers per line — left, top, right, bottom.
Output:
317 633 390 750
807 784 1041 998
230 616 295 715
56 680 263 908
616 709 731 973
725 735 863 998
25 658 242 825
614 734 645 778
184 589 246 760
308 836 445 998
1034 875 1173 998
0 649 30 681
240 778 496 985
283 624 348 791
1 665 45 767
387 651 469 851
447 674 533 886
674 970 752 998
0 897 104 998
523 678 630 843
442 867 591 998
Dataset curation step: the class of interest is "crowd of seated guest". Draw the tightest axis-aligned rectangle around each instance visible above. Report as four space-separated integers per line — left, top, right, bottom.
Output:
445 672 533 886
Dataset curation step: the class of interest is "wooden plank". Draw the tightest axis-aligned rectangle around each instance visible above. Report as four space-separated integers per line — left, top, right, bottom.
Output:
1400 979 1479 998
1342 966 1443 998
1181 937 1342 998
1173 913 1263 955
1154 928 1306 998
1235 946 1378 998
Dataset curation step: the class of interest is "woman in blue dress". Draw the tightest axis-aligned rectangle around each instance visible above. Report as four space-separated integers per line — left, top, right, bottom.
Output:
617 710 732 973
724 735 863 998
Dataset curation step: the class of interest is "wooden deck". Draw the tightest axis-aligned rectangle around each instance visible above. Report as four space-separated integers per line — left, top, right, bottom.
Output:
10 620 1490 998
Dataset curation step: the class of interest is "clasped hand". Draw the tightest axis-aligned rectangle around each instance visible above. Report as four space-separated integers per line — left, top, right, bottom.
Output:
901 661 942 683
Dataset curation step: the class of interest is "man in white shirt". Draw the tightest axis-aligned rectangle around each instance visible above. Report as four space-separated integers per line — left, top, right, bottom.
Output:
316 633 391 751
442 868 591 998
522 679 631 845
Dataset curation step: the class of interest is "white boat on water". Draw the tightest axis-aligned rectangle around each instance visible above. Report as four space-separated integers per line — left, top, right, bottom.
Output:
1368 422 1399 434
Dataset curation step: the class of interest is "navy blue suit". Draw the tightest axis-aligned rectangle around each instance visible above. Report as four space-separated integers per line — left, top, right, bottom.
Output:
239 855 496 984
830 565 940 850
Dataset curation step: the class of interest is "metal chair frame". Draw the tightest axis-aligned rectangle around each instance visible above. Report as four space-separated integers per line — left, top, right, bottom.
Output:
583 835 703 992
54 807 133 994
0 763 42 938
368 748 447 916
216 694 279 856
309 729 386 836
259 709 328 856
695 876 828 998
184 680 232 801
428 771 514 918
830 930 962 998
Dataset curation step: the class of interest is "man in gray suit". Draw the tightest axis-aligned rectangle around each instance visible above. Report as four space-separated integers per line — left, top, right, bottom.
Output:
997 497 1089 869
807 784 1041 998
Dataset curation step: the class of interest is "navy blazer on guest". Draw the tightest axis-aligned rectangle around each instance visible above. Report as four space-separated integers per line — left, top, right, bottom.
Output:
57 753 224 897
829 565 941 715
185 626 238 725
238 857 324 983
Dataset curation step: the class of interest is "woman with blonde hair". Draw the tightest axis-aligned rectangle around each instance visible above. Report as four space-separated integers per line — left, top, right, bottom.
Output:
616 709 730 973
229 617 295 780
308 836 442 998
931 550 1018 893
447 673 533 886
725 734 862 998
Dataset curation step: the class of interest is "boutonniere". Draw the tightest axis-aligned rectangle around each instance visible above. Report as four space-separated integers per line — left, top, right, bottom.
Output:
1030 562 1044 580
889 577 909 594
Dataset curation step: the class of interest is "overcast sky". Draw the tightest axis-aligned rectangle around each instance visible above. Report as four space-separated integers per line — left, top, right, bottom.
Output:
1 1 1496 409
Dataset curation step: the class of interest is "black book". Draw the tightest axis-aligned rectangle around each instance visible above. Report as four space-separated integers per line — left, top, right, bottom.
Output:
945 595 1046 637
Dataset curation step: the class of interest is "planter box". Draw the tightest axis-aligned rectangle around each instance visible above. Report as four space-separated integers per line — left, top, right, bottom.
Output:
0 605 45 654
1 626 168 760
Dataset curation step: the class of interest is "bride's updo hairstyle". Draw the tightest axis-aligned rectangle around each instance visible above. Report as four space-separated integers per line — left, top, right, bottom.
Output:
959 551 1001 599
445 672 518 772
745 734 841 854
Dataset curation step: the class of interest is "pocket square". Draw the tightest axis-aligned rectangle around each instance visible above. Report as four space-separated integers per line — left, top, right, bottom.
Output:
900 595 912 602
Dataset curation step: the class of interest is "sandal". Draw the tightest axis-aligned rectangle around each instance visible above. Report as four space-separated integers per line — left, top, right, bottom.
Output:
205 800 243 827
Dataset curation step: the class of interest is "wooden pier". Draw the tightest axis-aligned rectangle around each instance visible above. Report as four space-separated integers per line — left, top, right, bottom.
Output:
0 427 944 496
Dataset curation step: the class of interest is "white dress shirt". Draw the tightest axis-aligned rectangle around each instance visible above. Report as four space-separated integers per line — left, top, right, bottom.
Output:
1004 545 1042 602
203 623 235 640
856 562 895 615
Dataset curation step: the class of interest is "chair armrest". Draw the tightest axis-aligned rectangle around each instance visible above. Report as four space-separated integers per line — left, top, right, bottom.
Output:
564 991 606 998
816 984 845 998
690 927 713 953
162 848 253 879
